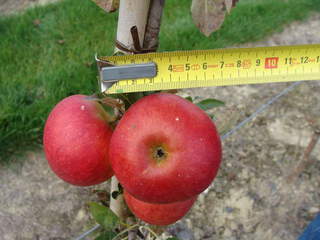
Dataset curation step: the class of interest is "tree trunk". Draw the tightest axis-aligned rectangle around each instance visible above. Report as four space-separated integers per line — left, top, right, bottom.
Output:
108 0 151 220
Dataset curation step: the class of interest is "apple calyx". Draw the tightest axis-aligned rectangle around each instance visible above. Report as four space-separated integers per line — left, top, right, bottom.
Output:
151 145 168 164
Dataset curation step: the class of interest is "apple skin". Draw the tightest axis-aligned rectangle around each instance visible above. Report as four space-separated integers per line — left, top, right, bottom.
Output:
124 191 197 226
43 95 113 186
110 93 221 203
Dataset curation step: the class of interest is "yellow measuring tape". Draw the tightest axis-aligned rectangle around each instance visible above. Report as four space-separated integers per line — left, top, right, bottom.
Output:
101 44 320 94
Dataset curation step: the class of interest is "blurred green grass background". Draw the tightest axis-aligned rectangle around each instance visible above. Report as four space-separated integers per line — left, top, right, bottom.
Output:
1 0 320 162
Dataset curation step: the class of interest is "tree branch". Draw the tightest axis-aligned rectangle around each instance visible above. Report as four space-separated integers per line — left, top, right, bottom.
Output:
286 129 320 183
143 0 166 51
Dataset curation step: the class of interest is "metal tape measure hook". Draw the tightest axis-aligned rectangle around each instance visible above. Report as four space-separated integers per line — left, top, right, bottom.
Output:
96 54 157 84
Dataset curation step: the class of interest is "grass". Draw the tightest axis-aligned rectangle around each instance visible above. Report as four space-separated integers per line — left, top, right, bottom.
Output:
0 0 319 162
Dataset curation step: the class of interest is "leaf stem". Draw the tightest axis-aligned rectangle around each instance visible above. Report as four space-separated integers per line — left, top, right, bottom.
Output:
140 226 160 239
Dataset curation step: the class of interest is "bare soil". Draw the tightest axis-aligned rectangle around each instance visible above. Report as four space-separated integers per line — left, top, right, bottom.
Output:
1 1 320 239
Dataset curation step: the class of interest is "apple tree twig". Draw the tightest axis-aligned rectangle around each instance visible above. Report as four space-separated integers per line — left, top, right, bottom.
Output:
286 129 320 183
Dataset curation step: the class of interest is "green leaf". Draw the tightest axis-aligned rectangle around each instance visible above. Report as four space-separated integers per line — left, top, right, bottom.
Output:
196 98 225 111
185 96 193 102
88 202 119 230
102 104 116 118
167 238 180 240
209 114 216 121
95 230 117 240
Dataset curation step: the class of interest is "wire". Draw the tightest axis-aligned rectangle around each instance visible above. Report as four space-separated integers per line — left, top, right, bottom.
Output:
74 224 100 240
221 81 302 140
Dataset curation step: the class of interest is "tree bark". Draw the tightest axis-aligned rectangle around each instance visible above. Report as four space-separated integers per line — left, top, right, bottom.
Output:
116 0 151 52
143 0 166 50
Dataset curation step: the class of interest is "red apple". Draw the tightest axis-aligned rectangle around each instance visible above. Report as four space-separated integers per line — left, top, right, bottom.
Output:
124 191 197 226
110 93 221 203
43 95 113 186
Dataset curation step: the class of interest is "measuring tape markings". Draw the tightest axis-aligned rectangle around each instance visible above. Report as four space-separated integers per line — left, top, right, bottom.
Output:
101 44 320 94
